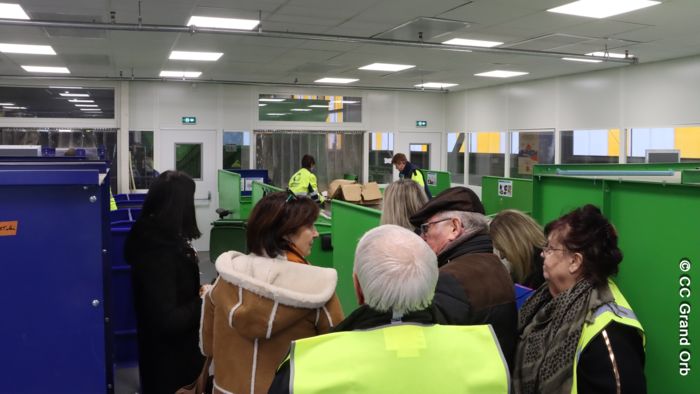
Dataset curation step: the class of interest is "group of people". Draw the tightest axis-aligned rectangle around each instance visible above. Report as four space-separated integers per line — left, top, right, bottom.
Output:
125 168 646 393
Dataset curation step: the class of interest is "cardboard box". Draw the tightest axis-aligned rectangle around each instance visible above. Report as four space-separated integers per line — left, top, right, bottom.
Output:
329 179 357 199
330 179 383 205
360 182 382 205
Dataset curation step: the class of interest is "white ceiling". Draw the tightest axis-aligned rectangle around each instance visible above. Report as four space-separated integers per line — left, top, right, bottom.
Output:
1 0 700 91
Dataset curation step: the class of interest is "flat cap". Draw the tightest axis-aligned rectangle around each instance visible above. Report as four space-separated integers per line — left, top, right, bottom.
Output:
409 186 485 226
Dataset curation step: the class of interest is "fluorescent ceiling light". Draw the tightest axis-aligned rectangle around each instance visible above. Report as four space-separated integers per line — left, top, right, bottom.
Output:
267 113 289 116
58 129 72 132
308 104 329 108
259 98 286 102
159 70 202 78
169 51 223 61
3 106 27 109
258 103 267 107
59 92 90 97
547 0 660 19
0 3 30 20
334 100 358 104
187 16 259 30
562 57 602 63
0 43 55 55
474 70 529 78
358 63 415 72
586 51 633 59
291 108 312 112
69 99 94 103
21 65 70 74
80 108 102 111
50 86 82 89
442 38 503 47
0 102 14 106
414 82 458 89
315 77 358 84
75 104 98 107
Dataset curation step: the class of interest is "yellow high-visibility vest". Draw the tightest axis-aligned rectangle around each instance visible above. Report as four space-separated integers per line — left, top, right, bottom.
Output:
288 167 324 203
571 280 645 394
288 323 510 393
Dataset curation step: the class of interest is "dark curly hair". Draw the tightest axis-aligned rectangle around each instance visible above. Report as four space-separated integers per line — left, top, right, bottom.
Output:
544 204 622 286
246 191 319 258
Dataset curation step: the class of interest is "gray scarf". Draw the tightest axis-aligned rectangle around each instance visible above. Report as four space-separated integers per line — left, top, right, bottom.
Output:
513 279 614 394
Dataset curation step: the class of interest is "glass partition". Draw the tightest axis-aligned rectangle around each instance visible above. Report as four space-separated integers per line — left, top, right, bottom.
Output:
510 130 555 178
468 131 505 186
223 131 250 169
626 127 700 163
447 132 465 183
368 132 393 184
129 130 156 190
258 94 361 122
0 86 115 118
561 129 620 164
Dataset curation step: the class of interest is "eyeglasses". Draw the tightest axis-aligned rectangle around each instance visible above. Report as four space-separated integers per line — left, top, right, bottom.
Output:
542 244 566 255
419 217 453 235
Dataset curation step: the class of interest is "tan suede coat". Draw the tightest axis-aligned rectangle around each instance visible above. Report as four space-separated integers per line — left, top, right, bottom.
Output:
200 251 344 394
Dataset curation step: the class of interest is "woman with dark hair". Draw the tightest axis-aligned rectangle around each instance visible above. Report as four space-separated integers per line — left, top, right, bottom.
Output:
288 154 325 205
513 204 646 394
200 191 343 394
124 170 205 394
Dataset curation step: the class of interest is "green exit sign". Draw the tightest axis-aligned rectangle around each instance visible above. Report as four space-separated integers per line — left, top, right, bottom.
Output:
182 116 197 125
416 120 428 127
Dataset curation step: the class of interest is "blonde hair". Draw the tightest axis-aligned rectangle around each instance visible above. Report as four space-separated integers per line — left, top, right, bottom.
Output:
380 179 428 230
490 209 546 283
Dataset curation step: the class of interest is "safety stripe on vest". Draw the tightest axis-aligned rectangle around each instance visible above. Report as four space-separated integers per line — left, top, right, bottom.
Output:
592 302 637 321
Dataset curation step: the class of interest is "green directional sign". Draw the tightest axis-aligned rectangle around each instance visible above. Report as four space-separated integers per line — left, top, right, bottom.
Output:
416 120 427 127
182 116 197 125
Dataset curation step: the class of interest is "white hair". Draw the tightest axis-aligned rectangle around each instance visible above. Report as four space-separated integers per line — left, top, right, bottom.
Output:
353 224 438 315
436 210 489 238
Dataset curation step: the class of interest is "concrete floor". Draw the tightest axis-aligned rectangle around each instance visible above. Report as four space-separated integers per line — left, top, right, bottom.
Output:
114 251 217 394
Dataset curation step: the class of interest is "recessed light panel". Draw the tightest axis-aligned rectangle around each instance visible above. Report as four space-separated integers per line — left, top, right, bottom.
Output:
3 106 27 109
315 78 359 84
586 51 633 59
187 16 259 30
75 104 98 107
562 57 602 63
59 92 90 97
442 38 503 48
414 82 458 89
0 43 55 55
21 65 70 74
291 108 312 112
358 63 415 72
159 70 202 78
0 3 30 20
474 70 529 78
0 102 15 106
80 108 102 111
267 113 289 116
547 0 660 19
169 51 223 61
259 98 286 102
69 99 94 103
308 105 329 108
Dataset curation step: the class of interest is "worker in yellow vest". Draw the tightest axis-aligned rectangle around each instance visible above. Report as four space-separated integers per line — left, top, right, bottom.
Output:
288 154 324 205
391 153 432 199
269 225 510 393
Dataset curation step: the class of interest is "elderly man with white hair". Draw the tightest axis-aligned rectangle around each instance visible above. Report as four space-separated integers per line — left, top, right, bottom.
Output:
268 225 510 394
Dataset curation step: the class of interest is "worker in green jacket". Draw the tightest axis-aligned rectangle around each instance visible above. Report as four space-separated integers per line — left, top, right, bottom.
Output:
288 154 325 205
269 225 510 393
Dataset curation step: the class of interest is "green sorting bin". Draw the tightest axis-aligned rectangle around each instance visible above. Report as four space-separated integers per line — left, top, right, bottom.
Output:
209 219 247 263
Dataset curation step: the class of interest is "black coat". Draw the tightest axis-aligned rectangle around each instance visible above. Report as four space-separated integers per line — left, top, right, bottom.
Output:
124 218 204 394
399 161 433 199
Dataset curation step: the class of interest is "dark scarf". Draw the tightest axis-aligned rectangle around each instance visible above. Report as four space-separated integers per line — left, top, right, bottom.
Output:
513 279 613 394
437 233 493 267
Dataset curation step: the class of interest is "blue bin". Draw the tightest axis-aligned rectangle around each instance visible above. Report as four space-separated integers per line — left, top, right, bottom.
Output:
111 226 132 266
110 209 131 223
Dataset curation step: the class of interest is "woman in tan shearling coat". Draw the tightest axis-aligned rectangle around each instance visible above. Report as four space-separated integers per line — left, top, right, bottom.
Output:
200 191 344 394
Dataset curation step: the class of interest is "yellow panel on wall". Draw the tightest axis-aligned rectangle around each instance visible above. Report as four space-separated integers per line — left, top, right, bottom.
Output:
477 132 501 153
608 129 620 156
675 127 700 159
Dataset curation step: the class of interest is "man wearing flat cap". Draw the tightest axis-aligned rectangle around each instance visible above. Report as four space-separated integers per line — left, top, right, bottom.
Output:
409 186 517 366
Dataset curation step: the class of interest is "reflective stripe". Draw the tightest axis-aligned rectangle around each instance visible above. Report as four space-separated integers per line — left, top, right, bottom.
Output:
592 302 637 320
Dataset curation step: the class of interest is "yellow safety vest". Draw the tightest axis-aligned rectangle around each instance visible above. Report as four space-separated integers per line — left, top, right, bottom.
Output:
288 323 510 393
109 190 118 211
411 169 426 187
571 280 645 394
288 168 324 203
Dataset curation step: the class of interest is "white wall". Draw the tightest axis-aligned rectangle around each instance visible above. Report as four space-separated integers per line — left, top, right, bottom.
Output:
447 54 700 132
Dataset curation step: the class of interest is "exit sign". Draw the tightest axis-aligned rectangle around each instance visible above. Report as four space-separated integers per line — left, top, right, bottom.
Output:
182 116 197 125
416 120 427 127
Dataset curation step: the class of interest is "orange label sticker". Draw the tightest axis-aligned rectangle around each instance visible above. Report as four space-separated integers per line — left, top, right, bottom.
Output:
0 221 18 236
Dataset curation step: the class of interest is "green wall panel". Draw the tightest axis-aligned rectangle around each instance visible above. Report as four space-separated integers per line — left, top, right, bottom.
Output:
482 176 533 216
331 200 381 314
533 176 605 225
217 170 241 219
420 169 451 196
